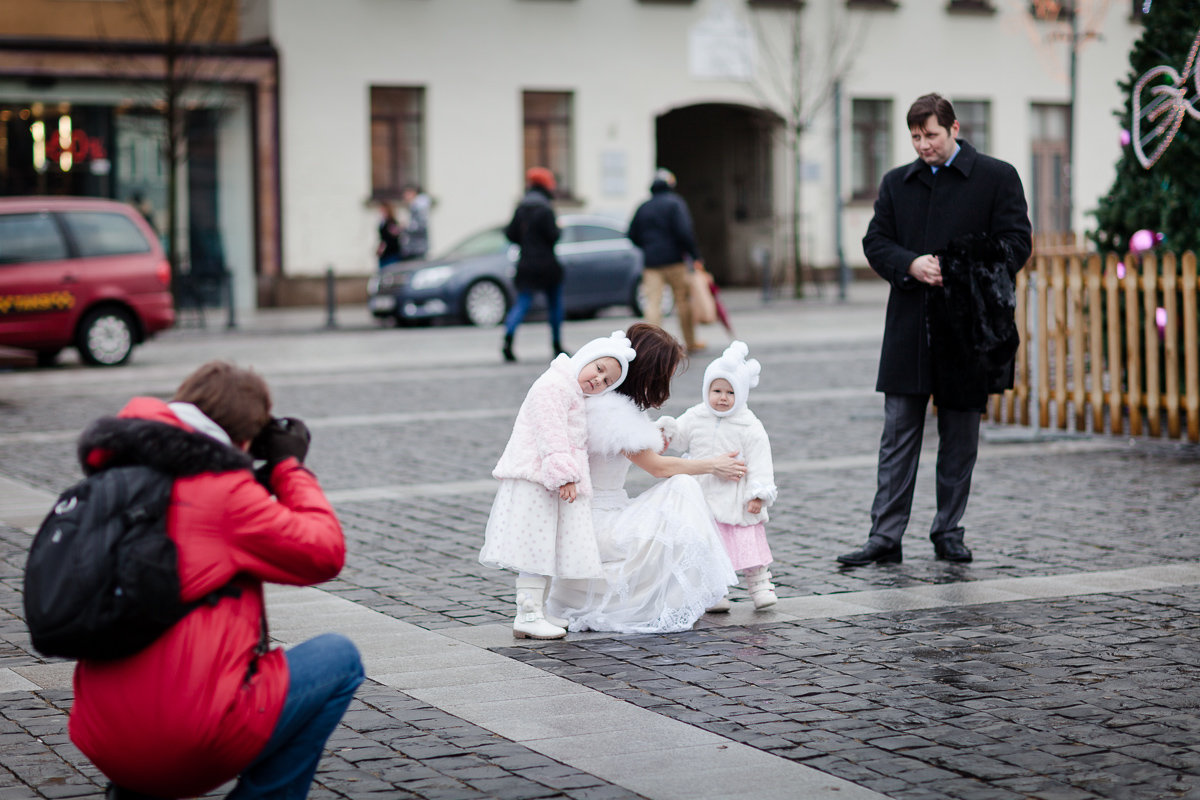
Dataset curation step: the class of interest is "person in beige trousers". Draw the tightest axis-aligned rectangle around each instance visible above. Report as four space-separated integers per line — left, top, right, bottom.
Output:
628 169 706 353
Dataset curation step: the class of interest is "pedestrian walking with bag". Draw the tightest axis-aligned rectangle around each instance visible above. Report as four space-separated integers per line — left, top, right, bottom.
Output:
50 361 362 800
628 168 706 353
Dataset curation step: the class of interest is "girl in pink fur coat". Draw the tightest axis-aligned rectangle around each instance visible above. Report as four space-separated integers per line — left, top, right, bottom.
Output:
480 331 636 639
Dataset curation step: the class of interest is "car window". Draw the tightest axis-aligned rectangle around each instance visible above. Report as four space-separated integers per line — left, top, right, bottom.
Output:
559 225 624 244
442 228 508 259
61 211 152 258
0 213 69 264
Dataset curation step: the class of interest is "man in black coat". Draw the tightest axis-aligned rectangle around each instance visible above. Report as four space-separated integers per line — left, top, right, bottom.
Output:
838 93 1032 567
502 167 566 362
628 168 705 353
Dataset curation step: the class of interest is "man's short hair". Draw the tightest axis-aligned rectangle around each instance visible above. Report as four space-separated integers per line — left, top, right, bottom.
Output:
173 361 272 445
906 93 956 132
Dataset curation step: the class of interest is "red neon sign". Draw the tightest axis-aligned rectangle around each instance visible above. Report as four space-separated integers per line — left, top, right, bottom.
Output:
46 130 108 163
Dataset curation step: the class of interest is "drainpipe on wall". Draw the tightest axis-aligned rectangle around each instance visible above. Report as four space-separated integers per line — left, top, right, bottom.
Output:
834 80 849 302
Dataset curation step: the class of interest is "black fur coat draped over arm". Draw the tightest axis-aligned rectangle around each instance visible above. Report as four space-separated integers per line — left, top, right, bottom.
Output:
927 233 1021 412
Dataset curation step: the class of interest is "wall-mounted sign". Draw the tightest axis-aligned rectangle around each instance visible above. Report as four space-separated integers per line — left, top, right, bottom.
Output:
688 0 755 82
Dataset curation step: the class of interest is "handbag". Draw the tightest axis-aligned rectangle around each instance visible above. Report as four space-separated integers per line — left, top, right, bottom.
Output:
690 264 717 324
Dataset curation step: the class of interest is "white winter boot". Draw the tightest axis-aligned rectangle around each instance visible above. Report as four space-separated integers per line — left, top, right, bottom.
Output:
542 581 569 629
744 567 777 609
513 577 566 639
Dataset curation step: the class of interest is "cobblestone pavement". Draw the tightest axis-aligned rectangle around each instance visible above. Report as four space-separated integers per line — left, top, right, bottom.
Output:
0 285 1197 799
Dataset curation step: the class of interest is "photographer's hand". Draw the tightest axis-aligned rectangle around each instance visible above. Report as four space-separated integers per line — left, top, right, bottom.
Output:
251 417 312 466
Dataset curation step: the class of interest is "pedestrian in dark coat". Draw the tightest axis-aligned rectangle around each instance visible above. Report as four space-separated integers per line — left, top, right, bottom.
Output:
502 167 566 362
838 93 1031 568
628 168 705 353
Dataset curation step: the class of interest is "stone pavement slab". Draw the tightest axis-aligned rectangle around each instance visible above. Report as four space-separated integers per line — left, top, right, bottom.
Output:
3 283 1200 799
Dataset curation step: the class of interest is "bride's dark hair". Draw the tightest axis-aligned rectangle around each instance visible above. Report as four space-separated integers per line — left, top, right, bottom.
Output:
616 323 685 409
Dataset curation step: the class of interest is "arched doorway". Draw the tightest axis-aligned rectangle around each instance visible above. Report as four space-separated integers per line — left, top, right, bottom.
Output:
655 103 781 286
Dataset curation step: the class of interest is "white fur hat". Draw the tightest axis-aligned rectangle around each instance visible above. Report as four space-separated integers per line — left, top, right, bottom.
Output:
569 330 636 394
702 340 761 417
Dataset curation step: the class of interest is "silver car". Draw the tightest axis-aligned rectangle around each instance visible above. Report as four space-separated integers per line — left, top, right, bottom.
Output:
368 214 665 327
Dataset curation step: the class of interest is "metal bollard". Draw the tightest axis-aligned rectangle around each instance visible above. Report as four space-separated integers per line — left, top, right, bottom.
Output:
325 267 337 329
754 246 772 304
224 271 237 329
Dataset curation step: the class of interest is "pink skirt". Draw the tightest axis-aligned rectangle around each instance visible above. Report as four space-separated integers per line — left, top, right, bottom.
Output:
715 522 772 572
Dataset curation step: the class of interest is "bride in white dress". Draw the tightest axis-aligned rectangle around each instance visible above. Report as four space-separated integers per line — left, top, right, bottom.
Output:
547 324 743 633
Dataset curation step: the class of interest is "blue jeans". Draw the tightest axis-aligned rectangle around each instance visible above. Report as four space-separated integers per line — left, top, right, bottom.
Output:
504 284 564 342
227 633 364 800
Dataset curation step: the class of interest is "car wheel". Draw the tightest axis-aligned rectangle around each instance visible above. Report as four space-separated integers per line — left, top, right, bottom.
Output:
77 307 136 366
632 277 675 318
463 280 509 327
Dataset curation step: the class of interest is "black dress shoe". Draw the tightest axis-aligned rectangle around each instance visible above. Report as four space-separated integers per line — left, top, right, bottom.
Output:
836 537 902 566
931 533 973 563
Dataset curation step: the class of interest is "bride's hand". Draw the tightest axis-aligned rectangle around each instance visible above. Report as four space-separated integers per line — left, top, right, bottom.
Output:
710 452 746 482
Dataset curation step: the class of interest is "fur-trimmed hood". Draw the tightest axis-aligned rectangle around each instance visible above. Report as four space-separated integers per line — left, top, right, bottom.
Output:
78 397 253 478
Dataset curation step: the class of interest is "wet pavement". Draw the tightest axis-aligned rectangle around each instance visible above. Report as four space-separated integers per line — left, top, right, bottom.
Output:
0 283 1197 799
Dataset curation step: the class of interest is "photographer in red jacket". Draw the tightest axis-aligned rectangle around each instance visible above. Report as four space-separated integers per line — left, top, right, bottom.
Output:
69 361 363 800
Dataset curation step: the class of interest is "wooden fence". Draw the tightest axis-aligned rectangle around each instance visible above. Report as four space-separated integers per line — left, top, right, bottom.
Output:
989 248 1200 443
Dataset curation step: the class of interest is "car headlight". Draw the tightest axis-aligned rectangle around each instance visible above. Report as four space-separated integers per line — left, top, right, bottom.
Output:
410 265 453 291
372 271 408 292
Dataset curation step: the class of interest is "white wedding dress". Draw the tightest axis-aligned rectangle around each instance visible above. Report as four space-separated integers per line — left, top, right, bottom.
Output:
546 393 737 634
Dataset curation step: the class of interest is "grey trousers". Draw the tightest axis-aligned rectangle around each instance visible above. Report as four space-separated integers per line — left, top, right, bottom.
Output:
868 393 980 545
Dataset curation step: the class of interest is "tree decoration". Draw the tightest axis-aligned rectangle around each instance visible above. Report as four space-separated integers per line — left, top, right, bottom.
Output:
1130 228 1158 252
1092 1 1200 256
1131 26 1200 169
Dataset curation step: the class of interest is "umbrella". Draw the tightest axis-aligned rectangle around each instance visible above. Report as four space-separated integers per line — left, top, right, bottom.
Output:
698 266 734 336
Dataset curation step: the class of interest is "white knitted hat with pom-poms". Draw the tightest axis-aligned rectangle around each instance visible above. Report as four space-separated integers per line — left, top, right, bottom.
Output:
568 330 637 394
702 341 761 417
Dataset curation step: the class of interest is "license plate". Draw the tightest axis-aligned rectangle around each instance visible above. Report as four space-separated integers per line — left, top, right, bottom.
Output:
369 295 396 312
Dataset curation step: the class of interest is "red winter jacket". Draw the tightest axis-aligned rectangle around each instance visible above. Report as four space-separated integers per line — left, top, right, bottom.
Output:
68 397 345 798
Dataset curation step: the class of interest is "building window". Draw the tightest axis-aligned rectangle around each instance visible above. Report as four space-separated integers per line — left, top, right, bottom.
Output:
523 90 573 198
1028 1 1074 21
955 100 990 155
851 98 892 201
846 0 899 8
1030 103 1071 233
946 0 996 13
370 86 423 201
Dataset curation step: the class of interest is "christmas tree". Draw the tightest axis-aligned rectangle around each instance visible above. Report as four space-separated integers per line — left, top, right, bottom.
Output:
1091 1 1200 255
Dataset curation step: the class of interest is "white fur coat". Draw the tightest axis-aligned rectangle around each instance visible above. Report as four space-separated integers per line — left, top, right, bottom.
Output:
493 355 591 494
660 403 777 526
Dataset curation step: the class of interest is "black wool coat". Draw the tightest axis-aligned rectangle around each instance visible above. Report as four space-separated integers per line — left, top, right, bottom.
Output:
927 234 1021 411
505 187 563 291
862 139 1032 399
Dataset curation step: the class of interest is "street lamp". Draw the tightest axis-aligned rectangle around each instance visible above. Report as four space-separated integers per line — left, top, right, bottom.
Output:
1032 0 1102 236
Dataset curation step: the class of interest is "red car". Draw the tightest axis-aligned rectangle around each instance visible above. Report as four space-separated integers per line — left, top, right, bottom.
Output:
0 197 175 366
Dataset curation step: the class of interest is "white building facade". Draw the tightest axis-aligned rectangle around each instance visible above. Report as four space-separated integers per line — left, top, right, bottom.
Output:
246 0 1144 293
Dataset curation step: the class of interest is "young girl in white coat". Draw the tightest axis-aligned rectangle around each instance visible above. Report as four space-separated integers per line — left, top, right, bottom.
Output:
480 331 637 639
660 341 779 609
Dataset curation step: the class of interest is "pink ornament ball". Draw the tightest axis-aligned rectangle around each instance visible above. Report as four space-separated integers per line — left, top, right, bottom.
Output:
1156 307 1168 329
1120 128 1132 146
1116 261 1127 279
1130 229 1156 253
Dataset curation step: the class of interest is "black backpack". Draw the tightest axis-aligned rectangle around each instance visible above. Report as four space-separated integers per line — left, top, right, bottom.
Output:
23 465 217 660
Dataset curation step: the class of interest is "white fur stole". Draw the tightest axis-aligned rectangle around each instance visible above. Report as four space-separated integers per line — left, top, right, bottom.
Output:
586 392 662 456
